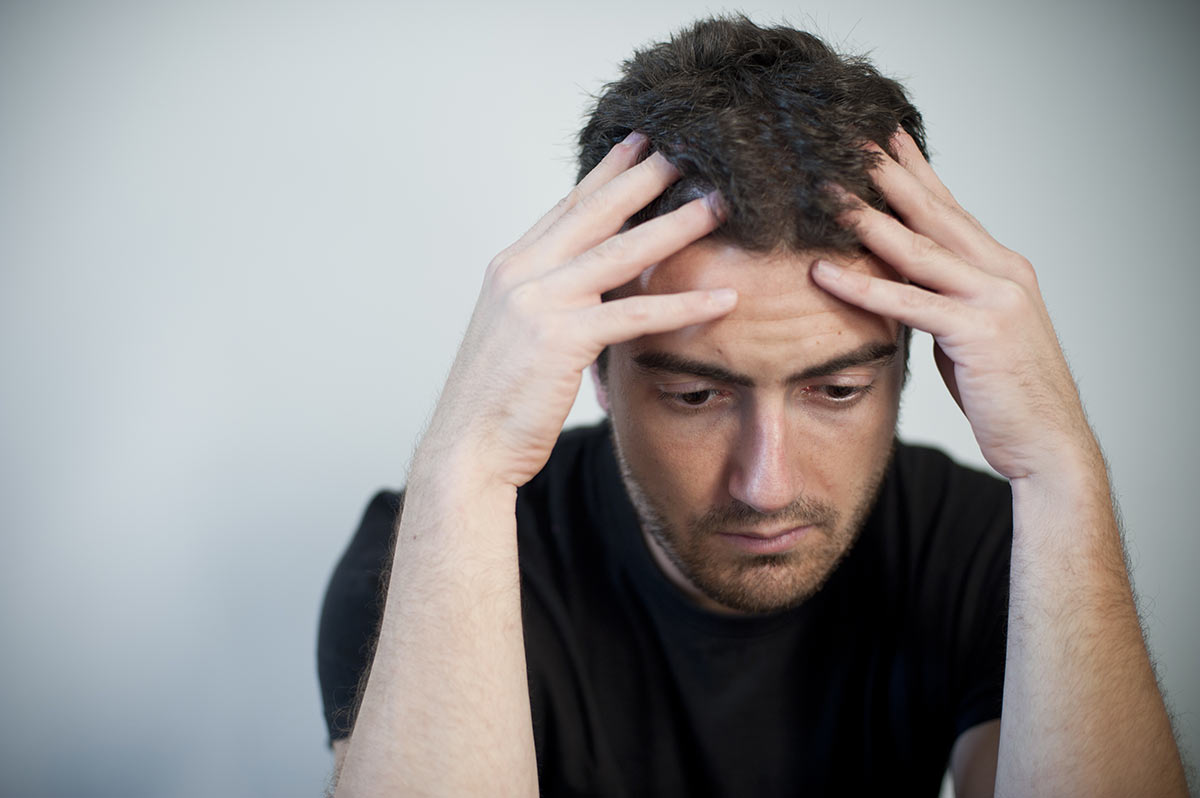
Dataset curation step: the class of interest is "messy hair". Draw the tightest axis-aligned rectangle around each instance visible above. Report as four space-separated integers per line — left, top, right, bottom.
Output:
577 15 927 254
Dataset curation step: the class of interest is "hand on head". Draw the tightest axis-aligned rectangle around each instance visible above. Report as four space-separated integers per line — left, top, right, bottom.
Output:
811 130 1096 481
418 133 736 489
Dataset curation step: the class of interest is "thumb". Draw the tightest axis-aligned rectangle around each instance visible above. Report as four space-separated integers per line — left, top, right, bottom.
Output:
933 339 964 413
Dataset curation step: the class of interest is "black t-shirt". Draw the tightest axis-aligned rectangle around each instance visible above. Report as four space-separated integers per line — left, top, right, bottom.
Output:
318 422 1012 796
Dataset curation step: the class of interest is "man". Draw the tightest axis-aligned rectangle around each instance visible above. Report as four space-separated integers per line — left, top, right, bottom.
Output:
318 17 1187 796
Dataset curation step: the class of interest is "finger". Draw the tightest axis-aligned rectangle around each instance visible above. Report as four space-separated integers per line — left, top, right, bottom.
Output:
528 150 682 270
868 143 1004 265
543 193 723 298
840 200 984 296
584 288 738 345
889 128 956 205
810 259 963 338
501 131 650 260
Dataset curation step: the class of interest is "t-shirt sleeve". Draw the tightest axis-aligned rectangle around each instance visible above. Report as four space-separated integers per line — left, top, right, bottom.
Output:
316 490 403 746
898 444 1012 743
948 481 1012 738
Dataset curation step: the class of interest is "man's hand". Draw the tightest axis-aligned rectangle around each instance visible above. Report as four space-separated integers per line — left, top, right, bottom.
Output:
813 131 1188 796
419 131 735 489
334 134 734 798
810 130 1096 482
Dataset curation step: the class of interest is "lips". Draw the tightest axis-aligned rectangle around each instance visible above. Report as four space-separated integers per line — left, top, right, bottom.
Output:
725 526 807 540
718 525 813 554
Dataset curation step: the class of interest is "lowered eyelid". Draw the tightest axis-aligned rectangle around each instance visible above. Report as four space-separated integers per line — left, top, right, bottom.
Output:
808 373 877 384
792 357 895 383
655 380 718 391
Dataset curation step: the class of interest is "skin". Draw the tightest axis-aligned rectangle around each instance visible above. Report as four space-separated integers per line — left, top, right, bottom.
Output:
334 134 733 798
332 130 1188 797
810 131 1187 796
597 244 906 615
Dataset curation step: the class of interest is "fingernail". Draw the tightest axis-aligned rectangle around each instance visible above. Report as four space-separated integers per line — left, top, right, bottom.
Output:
821 181 850 198
709 288 737 306
622 130 647 148
813 260 843 280
703 189 727 222
646 151 680 177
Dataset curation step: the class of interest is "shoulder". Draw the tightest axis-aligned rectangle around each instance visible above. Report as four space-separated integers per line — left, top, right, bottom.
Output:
891 441 1010 508
517 422 614 531
884 445 1013 735
334 489 404 577
317 489 404 742
522 422 612 498
886 441 1012 537
515 422 618 585
867 441 1013 608
320 490 403 642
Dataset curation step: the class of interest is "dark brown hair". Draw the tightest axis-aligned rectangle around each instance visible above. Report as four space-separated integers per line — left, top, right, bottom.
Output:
577 15 927 254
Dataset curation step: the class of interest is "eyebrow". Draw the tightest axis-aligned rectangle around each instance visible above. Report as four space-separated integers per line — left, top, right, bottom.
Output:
631 341 900 388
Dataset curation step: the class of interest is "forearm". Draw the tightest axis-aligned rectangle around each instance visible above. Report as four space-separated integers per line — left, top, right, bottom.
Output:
335 449 537 798
328 132 726 796
995 442 1186 796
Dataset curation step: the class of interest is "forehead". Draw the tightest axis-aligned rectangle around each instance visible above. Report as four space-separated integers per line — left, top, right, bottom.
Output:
615 243 900 375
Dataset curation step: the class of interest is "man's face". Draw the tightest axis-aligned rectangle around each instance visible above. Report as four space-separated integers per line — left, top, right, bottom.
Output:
601 243 905 615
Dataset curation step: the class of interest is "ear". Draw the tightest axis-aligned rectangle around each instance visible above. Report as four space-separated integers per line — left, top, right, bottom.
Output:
589 361 611 413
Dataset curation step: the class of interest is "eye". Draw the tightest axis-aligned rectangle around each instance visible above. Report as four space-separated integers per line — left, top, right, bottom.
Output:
675 389 717 406
657 387 723 411
802 383 875 404
822 385 862 400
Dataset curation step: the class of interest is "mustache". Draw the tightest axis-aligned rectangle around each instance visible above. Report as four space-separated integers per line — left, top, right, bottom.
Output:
691 495 838 535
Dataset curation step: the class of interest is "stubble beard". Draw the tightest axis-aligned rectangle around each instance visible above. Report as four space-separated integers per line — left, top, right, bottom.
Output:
611 431 895 615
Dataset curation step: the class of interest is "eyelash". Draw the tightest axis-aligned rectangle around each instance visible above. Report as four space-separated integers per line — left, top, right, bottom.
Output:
657 389 725 411
657 384 875 412
804 384 875 403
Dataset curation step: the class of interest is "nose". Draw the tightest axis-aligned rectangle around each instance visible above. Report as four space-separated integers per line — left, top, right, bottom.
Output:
726 401 801 514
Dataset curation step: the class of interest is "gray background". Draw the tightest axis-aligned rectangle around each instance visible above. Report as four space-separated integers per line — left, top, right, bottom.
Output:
2 1 1197 795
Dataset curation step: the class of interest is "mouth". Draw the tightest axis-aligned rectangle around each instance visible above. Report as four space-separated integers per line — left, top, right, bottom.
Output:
717 525 813 555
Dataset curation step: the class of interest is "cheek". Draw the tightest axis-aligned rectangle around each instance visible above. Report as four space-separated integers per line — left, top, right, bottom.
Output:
615 395 732 507
781 389 903 503
804 417 891 492
815 387 901 492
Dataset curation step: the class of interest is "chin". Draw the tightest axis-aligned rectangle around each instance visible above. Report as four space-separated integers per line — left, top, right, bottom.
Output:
654 523 859 615
611 429 892 616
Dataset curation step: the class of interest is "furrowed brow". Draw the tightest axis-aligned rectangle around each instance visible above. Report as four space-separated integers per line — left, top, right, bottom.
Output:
789 342 899 382
631 352 755 387
631 341 899 388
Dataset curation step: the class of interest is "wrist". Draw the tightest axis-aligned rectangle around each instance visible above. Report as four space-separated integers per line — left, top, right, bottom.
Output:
1010 435 1108 503
395 445 520 568
1009 441 1122 561
408 439 518 505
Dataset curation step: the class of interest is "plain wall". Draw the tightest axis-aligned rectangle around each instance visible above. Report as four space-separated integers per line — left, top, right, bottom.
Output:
1 1 1197 795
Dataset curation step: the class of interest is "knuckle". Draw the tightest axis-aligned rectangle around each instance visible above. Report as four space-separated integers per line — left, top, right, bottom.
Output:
895 284 925 312
557 187 584 214
1006 252 1037 283
505 279 544 315
486 251 510 279
595 231 634 263
573 189 609 219
615 296 651 324
908 232 938 262
918 188 946 220
991 277 1028 312
487 252 526 291
948 205 980 232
